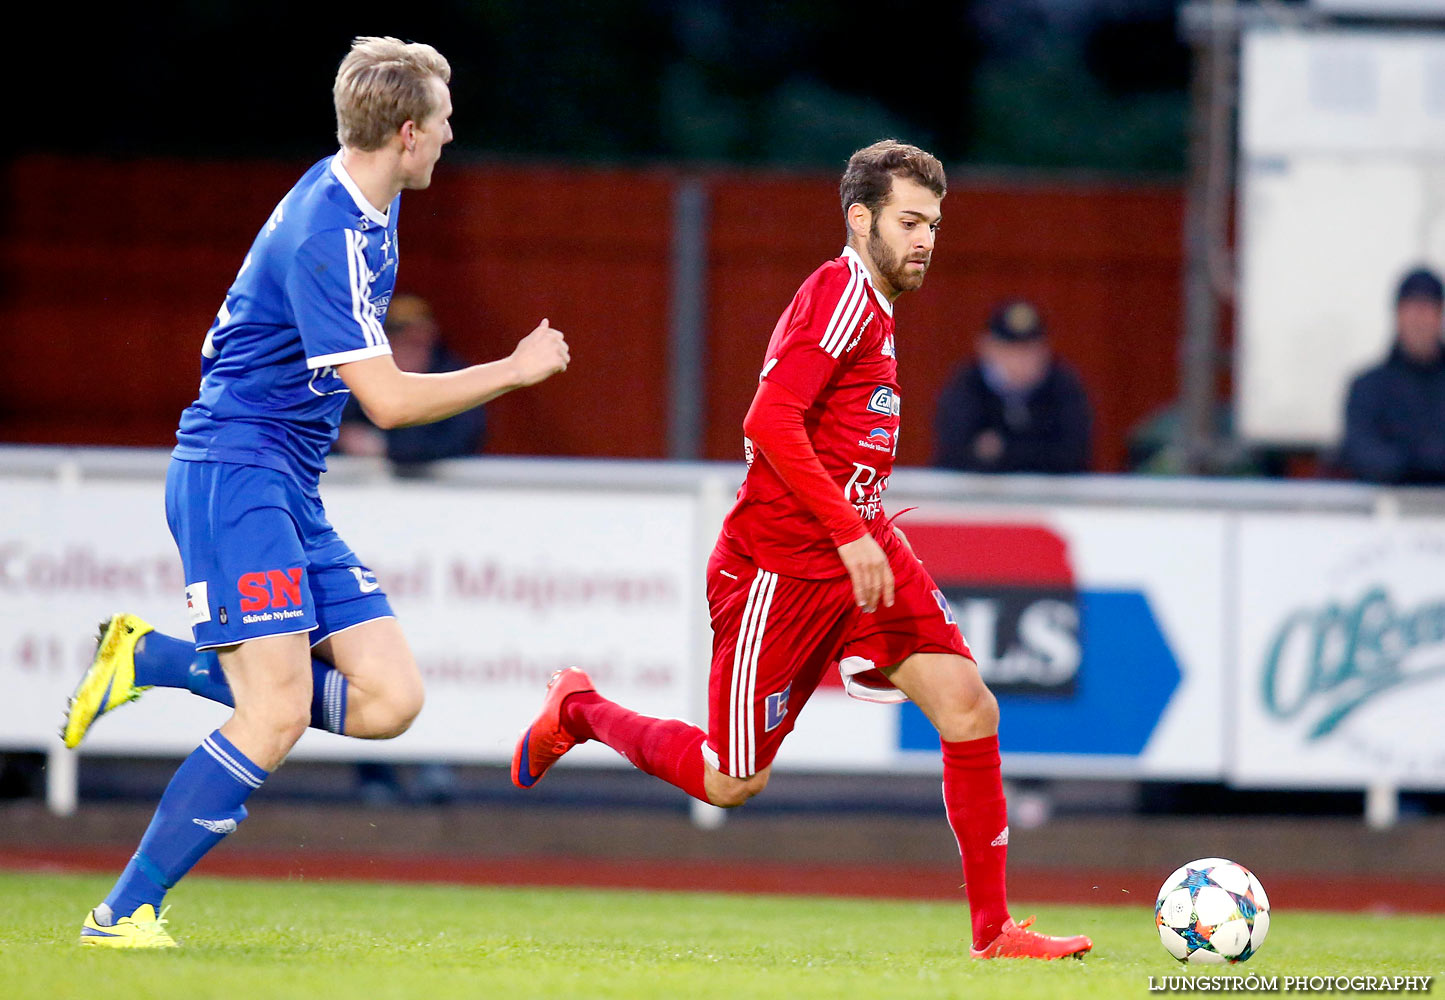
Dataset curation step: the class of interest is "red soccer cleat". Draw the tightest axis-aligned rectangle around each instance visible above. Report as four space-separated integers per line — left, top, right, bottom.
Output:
511 668 595 789
969 916 1093 960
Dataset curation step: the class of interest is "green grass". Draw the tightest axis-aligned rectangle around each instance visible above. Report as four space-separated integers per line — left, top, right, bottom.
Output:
1 871 1440 1000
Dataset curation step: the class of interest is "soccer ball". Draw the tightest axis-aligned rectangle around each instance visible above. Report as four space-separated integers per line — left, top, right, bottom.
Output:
1155 858 1270 964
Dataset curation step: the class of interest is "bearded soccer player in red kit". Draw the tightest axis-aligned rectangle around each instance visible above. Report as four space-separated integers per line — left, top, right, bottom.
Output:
513 139 1092 960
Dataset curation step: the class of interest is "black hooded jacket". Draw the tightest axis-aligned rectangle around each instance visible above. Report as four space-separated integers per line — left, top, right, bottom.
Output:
933 360 1092 473
1341 342 1445 484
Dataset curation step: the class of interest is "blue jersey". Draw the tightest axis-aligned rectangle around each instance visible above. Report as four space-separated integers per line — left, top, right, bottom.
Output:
173 154 400 492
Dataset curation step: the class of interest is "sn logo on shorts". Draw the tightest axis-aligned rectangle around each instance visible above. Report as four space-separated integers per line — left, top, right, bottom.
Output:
237 568 305 611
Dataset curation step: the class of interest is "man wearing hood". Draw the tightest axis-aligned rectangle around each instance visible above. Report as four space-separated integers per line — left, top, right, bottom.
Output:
1341 267 1445 484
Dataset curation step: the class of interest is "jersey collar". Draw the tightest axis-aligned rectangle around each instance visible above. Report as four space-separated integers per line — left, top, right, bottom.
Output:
330 154 391 228
842 245 894 317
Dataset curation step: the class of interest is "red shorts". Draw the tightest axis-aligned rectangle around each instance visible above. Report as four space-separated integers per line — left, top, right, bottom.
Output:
703 527 972 778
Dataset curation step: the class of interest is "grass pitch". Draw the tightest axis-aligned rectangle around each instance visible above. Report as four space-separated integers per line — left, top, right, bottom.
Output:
1 871 1440 1000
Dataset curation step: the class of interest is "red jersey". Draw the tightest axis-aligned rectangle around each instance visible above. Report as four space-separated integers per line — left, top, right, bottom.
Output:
720 246 900 579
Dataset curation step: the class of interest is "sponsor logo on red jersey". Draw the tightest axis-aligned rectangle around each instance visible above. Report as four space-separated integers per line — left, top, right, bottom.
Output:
846 313 874 353
858 427 893 453
866 386 901 417
765 684 791 732
844 462 889 520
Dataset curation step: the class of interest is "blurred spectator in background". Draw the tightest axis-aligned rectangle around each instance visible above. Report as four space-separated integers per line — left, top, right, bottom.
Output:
335 294 487 466
1340 266 1445 485
933 300 1091 473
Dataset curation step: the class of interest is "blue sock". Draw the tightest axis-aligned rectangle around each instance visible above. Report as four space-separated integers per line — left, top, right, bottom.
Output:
311 663 348 735
101 730 267 920
132 631 199 690
186 651 235 707
134 633 233 705
134 631 346 734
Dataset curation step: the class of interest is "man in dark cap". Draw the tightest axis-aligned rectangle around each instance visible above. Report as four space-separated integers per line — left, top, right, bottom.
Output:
1340 266 1445 484
933 299 1092 473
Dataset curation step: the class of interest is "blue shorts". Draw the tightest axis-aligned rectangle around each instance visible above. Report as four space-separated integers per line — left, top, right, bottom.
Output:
165 458 394 651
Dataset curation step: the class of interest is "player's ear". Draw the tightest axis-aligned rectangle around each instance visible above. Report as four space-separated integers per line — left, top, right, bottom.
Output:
846 203 871 243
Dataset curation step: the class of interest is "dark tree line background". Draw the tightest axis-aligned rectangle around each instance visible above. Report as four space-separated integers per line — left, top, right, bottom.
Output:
33 0 1194 173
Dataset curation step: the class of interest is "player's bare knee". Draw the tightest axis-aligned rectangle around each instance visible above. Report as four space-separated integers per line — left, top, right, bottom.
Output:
232 702 308 764
275 705 312 746
378 690 425 739
367 676 421 736
967 684 1000 731
383 676 425 736
935 684 998 741
704 767 768 808
237 691 310 740
745 770 771 799
708 783 752 809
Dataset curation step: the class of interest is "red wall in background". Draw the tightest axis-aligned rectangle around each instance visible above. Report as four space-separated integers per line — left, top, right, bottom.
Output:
704 173 1184 470
0 156 1182 470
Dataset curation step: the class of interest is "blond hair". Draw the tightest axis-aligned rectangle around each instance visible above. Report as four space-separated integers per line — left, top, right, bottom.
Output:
334 37 451 152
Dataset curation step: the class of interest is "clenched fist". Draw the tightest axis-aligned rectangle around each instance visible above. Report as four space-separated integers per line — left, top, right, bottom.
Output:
510 318 570 386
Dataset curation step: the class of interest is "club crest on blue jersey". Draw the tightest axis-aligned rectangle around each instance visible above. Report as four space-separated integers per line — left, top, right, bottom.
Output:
307 366 350 397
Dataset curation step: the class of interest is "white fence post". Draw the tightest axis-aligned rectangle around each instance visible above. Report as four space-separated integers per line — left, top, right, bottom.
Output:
46 742 78 817
1365 782 1399 830
689 471 730 831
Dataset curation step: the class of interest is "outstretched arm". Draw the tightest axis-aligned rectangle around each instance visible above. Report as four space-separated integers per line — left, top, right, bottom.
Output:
338 320 568 429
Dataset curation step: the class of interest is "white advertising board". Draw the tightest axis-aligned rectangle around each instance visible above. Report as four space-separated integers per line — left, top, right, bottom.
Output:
11 460 1443 793
778 503 1230 780
0 477 700 764
1232 515 1445 787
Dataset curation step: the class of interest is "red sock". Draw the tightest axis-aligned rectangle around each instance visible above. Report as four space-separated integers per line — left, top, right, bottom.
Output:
563 692 709 802
942 734 1011 950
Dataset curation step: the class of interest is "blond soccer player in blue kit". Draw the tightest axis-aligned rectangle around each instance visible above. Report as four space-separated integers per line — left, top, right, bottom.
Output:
62 36 570 947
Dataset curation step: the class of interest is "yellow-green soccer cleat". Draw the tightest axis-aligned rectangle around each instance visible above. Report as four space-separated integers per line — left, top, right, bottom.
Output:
79 904 177 948
61 613 155 749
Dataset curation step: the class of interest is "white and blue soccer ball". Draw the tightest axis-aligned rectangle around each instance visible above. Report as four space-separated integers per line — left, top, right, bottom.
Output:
1156 858 1271 964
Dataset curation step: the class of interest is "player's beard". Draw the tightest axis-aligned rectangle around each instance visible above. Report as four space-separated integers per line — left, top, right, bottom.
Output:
868 218 927 293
